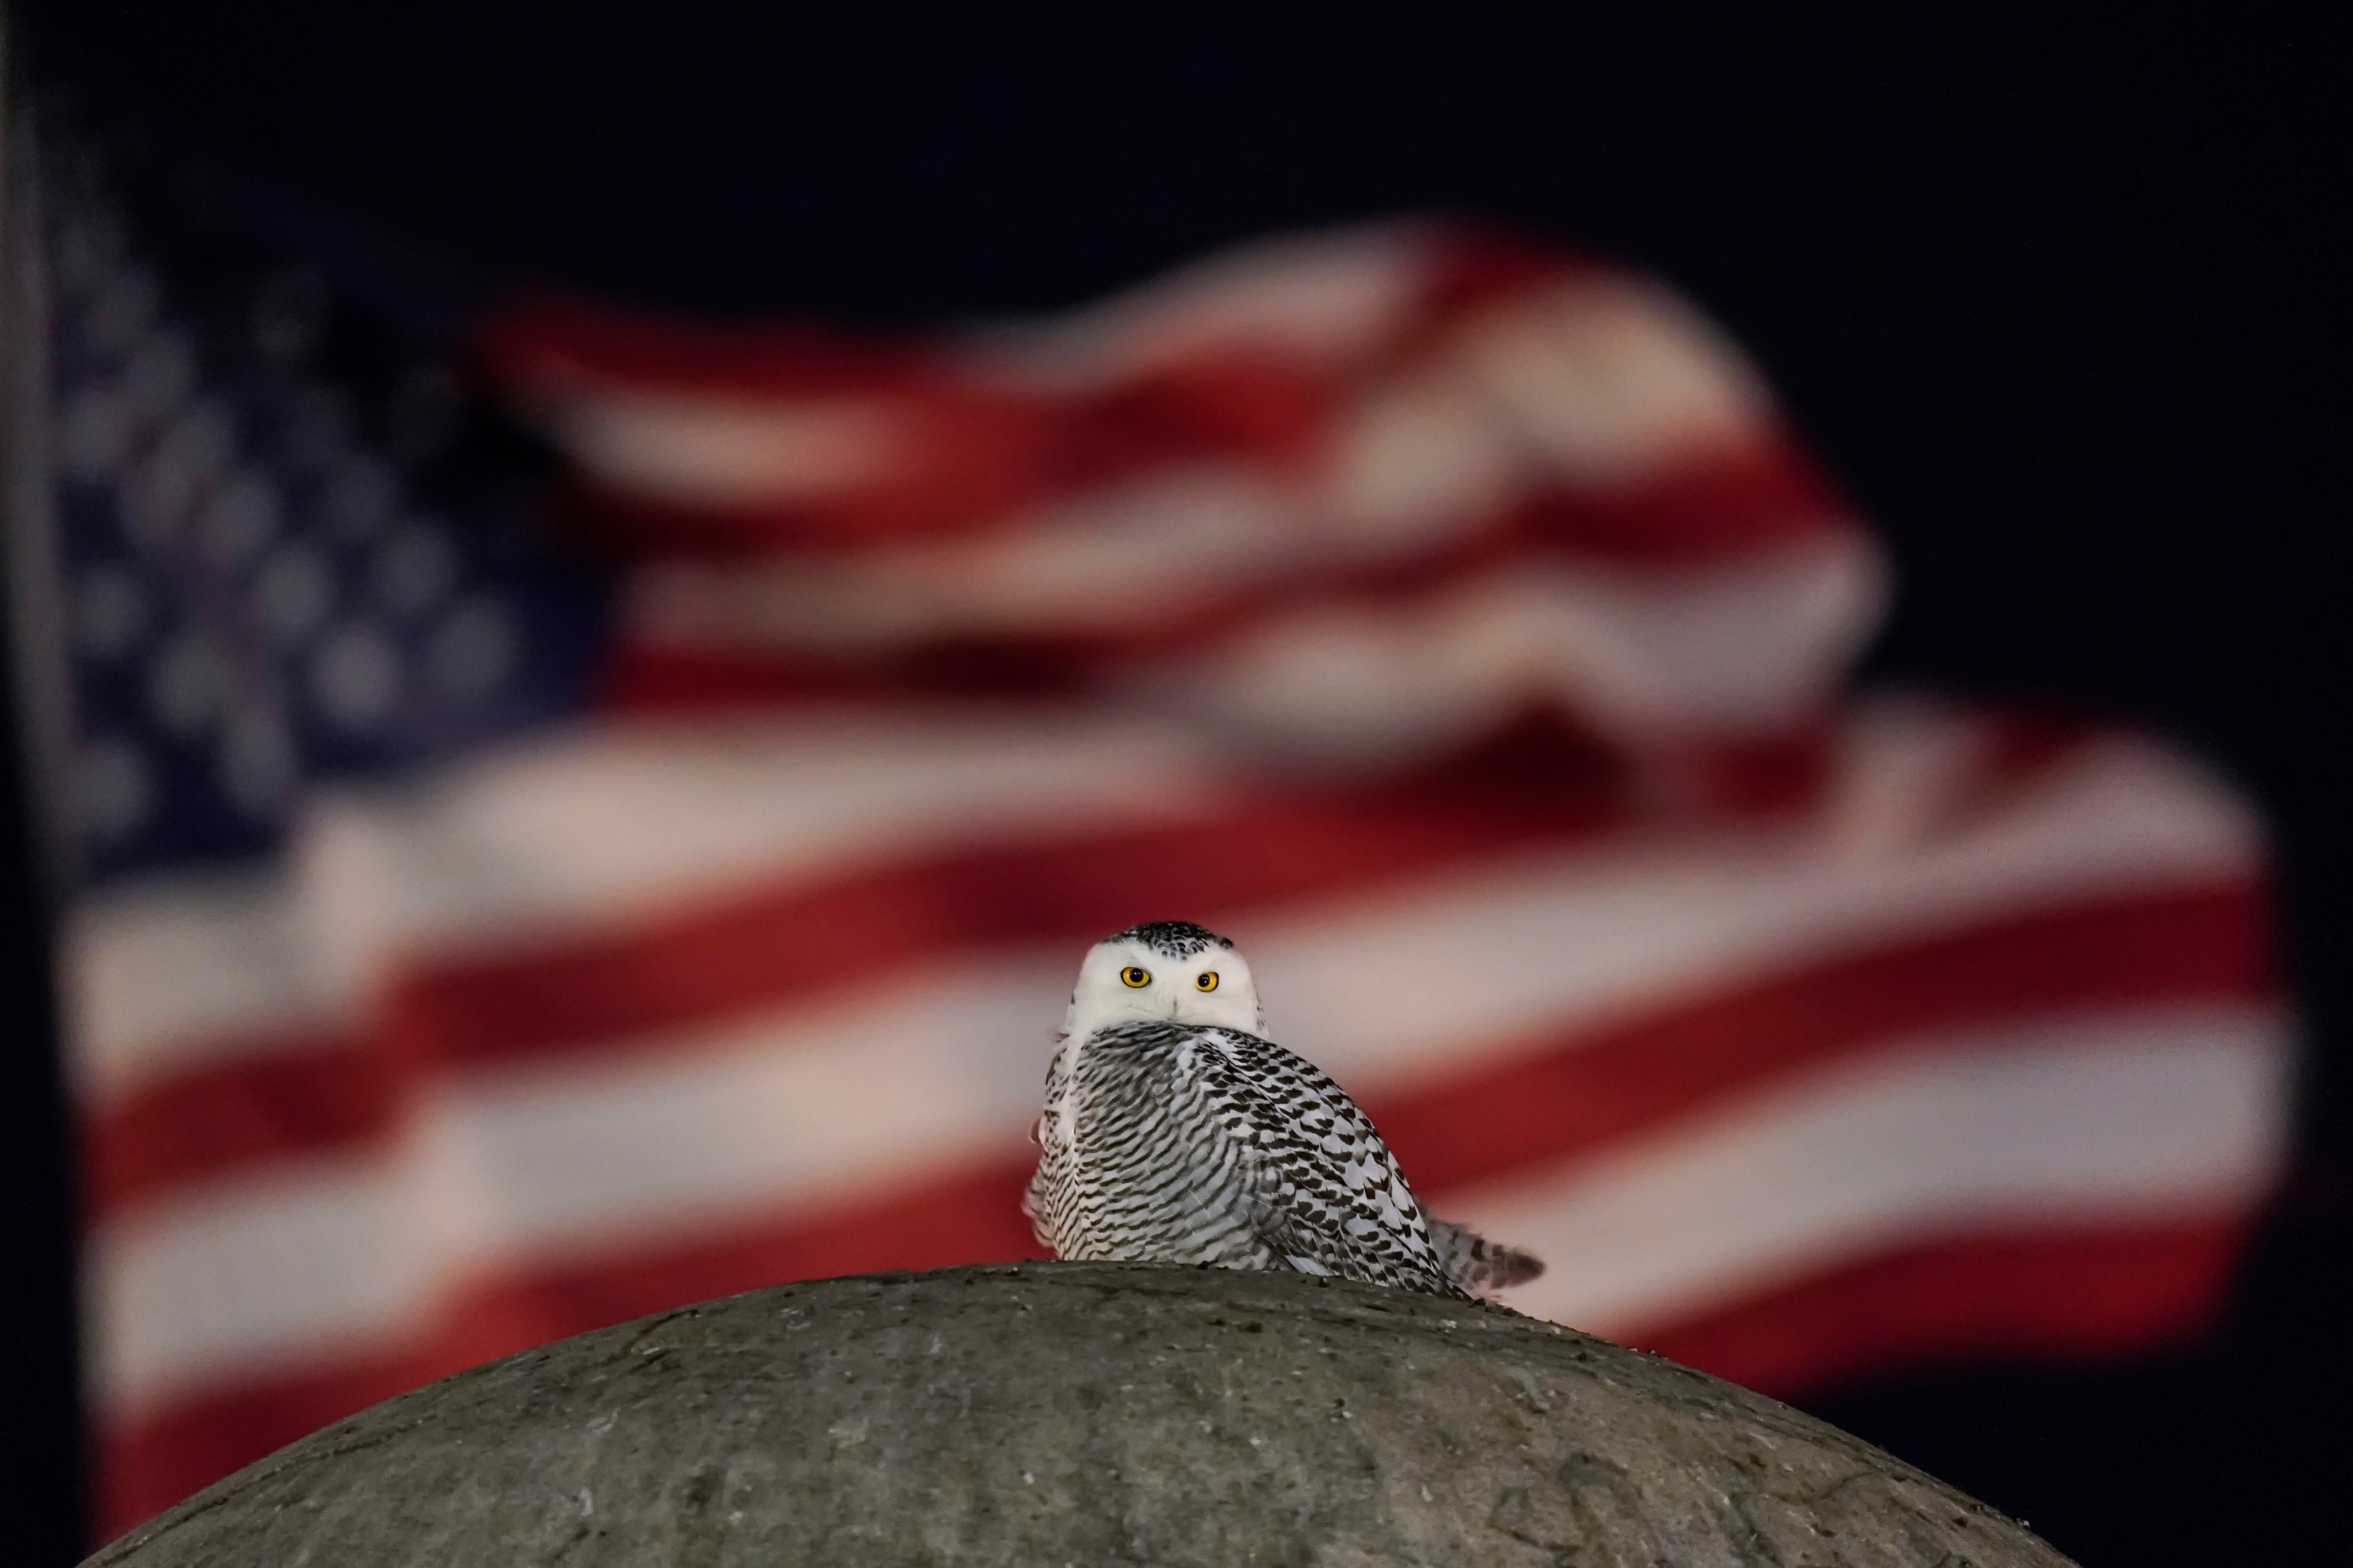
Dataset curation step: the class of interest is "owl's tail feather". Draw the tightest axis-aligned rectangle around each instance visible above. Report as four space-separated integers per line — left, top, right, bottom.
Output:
1428 1215 1545 1297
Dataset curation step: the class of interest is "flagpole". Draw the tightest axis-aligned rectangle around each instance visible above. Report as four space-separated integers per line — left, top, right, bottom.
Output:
0 9 95 1560
2 12 72 902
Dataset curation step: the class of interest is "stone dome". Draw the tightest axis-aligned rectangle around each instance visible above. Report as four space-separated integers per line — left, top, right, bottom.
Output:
91 1263 2074 1566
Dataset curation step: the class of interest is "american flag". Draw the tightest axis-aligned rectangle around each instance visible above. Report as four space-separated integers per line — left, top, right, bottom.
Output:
22 119 2290 1540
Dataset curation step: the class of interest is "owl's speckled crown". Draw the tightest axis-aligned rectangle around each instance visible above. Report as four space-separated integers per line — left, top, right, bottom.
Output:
1106 921 1233 958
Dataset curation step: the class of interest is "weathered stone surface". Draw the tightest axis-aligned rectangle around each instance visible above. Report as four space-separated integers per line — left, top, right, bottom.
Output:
92 1263 2075 1566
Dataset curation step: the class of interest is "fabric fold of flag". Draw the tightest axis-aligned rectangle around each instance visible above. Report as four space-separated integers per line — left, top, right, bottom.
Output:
20 120 2290 1543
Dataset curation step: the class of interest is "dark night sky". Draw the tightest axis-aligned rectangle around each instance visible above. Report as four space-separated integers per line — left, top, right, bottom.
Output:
6 8 2347 1563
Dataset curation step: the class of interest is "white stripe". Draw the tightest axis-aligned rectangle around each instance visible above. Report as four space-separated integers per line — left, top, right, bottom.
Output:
62 867 359 1094
524 388 905 508
1454 276 1775 487
85 1156 443 1422
1447 1006 2288 1335
434 962 1058 1255
626 467 1312 651
66 709 1232 1101
88 1000 2287 1422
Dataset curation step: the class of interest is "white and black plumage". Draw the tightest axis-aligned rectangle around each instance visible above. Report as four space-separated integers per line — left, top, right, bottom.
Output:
1023 920 1542 1300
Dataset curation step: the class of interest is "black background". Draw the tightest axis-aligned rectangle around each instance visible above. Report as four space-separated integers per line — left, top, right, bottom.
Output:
6 7 2347 1562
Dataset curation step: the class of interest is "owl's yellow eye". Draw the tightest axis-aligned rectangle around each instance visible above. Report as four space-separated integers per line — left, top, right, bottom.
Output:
1120 965 1152 988
1195 971 1219 992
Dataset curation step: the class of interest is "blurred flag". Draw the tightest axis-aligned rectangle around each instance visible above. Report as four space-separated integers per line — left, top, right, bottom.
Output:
14 119 2289 1540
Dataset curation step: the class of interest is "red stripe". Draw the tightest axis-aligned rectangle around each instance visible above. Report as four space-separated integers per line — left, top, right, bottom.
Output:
1503 440 1843 563
83 1037 398 1229
87 862 2259 1215
389 765 1623 1071
535 352 1335 554
476 292 973 393
1389 227 1603 360
464 1164 1045 1347
98 1350 436 1546
95 1204 2255 1545
1639 1216 2252 1398
1370 882 2273 1194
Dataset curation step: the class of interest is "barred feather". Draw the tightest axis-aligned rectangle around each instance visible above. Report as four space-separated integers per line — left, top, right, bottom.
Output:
1428 1215 1546 1294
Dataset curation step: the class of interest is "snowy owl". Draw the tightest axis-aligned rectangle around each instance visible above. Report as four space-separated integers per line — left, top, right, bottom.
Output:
1023 920 1543 1299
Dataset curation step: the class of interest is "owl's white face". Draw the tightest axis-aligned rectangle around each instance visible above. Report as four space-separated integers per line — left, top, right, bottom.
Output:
1061 926 1264 1041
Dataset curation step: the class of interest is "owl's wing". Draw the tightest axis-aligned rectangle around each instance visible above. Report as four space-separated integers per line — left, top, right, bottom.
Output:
1190 1026 1464 1297
1021 1042 1073 1254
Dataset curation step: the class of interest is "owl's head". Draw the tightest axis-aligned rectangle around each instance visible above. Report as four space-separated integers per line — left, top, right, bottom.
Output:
1062 920 1264 1040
